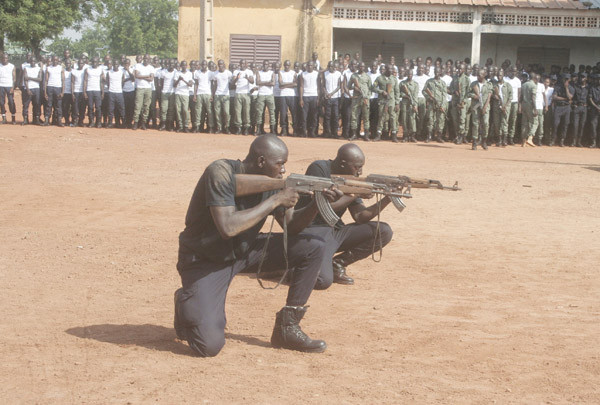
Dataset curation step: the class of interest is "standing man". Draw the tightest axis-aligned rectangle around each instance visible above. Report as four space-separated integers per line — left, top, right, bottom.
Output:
19 53 33 125
588 74 600 148
70 59 86 127
272 61 282 134
469 68 494 150
132 54 155 130
255 59 276 135
368 61 381 140
61 59 74 126
83 57 104 128
174 61 194 133
423 67 448 143
44 56 65 127
193 60 215 133
350 62 372 141
570 73 588 147
23 57 43 125
158 59 176 131
212 59 233 134
278 60 297 136
533 73 547 146
400 70 419 142
413 65 429 140
122 59 136 129
0 53 17 125
106 59 125 128
491 68 513 147
373 64 400 142
551 74 574 147
232 59 254 135
299 61 319 138
341 61 357 139
174 135 338 356
505 67 522 145
321 61 342 138
519 73 538 147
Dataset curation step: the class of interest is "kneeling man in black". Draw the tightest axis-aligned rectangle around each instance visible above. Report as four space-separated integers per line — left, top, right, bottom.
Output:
174 135 340 357
297 144 394 288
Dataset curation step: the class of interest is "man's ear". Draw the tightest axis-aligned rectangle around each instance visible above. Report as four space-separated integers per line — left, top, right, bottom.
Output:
257 156 266 169
339 159 346 168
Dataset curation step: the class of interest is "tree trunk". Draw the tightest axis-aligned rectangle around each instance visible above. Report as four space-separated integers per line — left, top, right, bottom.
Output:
31 38 42 59
0 34 4 54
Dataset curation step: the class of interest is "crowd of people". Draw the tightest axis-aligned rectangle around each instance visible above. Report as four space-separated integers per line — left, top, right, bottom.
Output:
1 49 600 149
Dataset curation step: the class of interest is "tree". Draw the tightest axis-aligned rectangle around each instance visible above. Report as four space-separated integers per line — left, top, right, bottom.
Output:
48 26 109 59
98 0 178 58
0 0 99 57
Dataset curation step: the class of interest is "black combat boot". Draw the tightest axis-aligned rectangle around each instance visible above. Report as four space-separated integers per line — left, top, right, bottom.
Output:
332 257 355 285
559 137 565 147
590 138 597 148
22 117 29 126
481 138 488 150
391 132 399 143
576 136 583 148
347 129 357 141
1 115 6 124
271 306 327 353
11 115 16 125
425 131 432 143
371 130 380 141
270 125 276 135
33 116 40 125
435 132 444 143
472 139 477 150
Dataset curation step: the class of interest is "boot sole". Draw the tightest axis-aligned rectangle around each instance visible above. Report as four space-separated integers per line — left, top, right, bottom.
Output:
271 342 327 353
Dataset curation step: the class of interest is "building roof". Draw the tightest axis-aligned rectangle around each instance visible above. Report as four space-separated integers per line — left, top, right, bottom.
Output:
354 0 600 10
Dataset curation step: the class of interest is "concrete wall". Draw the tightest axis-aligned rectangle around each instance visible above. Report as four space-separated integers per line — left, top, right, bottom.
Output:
178 0 333 63
333 28 600 67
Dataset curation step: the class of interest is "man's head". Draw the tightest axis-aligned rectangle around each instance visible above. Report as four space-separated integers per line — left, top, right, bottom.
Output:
218 59 225 72
63 49 71 60
30 57 37 67
91 57 99 68
327 61 335 73
245 135 289 178
312 52 318 61
406 69 413 81
478 68 486 82
262 59 270 71
52 55 60 66
498 68 505 81
180 60 187 71
434 67 442 79
239 59 247 70
357 61 365 74
112 59 120 70
65 59 72 70
283 60 291 71
143 54 150 65
333 144 365 177
307 61 314 72
1 53 8 65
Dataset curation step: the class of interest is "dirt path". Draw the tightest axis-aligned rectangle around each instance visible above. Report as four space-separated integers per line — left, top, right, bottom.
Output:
0 123 599 403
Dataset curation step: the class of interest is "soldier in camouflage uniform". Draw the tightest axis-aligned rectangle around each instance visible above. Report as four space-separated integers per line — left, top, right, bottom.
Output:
469 68 494 150
491 68 513 147
400 70 419 142
423 67 449 143
373 64 400 142
450 63 471 144
350 62 372 140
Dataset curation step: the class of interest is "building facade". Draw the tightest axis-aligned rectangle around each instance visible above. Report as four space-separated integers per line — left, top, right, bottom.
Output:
179 0 600 68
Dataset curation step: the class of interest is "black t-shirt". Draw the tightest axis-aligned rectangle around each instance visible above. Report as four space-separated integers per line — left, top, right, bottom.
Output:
297 159 362 227
178 159 275 263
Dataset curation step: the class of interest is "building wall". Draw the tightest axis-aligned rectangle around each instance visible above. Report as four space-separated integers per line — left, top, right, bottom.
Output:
178 0 333 63
334 28 600 67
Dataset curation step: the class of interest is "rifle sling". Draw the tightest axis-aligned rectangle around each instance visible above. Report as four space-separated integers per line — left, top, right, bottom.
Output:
371 194 383 263
256 209 289 290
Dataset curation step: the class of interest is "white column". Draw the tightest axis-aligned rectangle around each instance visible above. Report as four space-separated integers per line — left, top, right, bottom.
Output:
471 9 482 65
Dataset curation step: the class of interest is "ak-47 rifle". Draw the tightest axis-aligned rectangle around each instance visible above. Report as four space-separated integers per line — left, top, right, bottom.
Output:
337 173 461 197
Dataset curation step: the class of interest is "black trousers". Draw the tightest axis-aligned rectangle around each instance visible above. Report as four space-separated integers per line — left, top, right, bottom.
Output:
301 96 318 136
62 93 74 124
175 230 328 357
553 104 571 141
303 222 393 290
278 96 296 132
322 97 339 137
589 108 600 144
341 97 352 137
369 98 379 137
45 86 62 120
87 91 102 123
0 87 16 115
572 105 587 142
73 92 86 124
108 92 125 122
23 88 41 119
124 91 135 127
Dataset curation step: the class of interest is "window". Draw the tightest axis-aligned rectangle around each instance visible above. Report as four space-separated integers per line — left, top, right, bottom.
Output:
229 35 281 65
517 47 570 73
361 42 404 65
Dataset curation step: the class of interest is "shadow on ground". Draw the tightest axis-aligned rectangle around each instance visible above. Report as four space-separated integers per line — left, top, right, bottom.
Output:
66 324 271 354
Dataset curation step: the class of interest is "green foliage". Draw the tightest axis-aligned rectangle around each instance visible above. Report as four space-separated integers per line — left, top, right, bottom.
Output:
0 0 99 56
47 27 109 59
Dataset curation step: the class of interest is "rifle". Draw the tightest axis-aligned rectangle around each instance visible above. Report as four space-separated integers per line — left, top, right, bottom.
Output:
337 173 461 196
330 175 412 212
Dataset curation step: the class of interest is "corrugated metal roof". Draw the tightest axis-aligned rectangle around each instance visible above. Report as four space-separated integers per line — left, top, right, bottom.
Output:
353 0 600 9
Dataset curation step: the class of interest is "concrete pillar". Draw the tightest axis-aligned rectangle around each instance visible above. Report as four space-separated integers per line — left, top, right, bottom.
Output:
471 9 482 65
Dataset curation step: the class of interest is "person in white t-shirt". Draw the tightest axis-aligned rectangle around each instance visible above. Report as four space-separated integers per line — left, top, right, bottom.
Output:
272 61 282 134
299 61 319 138
413 64 430 139
158 59 177 131
367 61 381 140
341 60 357 138
504 66 522 145
83 57 105 128
0 52 17 124
193 59 214 133
61 59 75 126
174 60 194 132
254 59 276 135
19 52 33 124
132 54 155 130
232 59 254 134
321 61 342 138
70 59 87 126
43 55 65 126
212 59 233 134
106 59 126 128
121 59 136 128
278 60 297 136
23 57 43 125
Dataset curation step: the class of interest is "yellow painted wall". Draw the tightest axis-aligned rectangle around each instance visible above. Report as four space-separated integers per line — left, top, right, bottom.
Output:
178 0 332 63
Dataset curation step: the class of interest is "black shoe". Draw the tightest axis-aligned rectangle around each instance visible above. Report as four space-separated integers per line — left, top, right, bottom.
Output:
159 124 166 131
183 128 190 133
271 306 327 353
507 138 514 146
96 122 102 129
242 127 249 135
42 119 50 127
481 140 488 150
258 126 266 135
107 123 114 129
472 140 477 150
269 125 276 135
22 117 29 126
391 132 399 143
141 123 147 130
234 127 242 135
559 139 565 147
1 116 6 124
132 122 138 130
436 136 444 143
11 115 16 125
332 259 354 285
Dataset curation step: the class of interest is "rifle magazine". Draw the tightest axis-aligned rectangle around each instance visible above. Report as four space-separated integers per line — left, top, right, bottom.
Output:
315 191 340 228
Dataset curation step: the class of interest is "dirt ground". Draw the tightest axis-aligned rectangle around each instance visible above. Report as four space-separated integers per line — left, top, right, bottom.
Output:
1 110 600 403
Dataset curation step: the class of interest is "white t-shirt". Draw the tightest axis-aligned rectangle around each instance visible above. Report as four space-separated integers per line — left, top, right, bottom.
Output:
134 64 154 89
545 86 554 107
0 63 15 87
301 70 319 97
102 65 110 91
279 70 296 97
85 67 103 92
413 74 429 99
273 72 281 97
175 71 193 96
368 71 380 99
233 69 253 94
324 70 342 99
71 68 85 93
505 76 521 103
160 69 177 94
343 69 354 98
25 66 41 89
213 70 232 96
441 74 453 102
194 70 213 95
257 70 274 96
107 69 124 93
64 70 72 94
122 68 135 92
150 66 159 91
535 82 545 110
46 65 63 88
